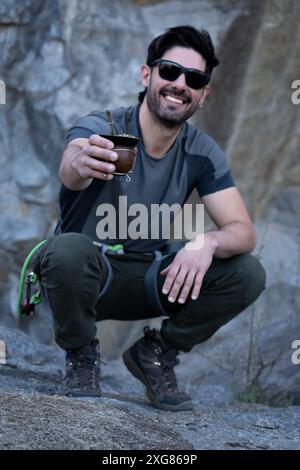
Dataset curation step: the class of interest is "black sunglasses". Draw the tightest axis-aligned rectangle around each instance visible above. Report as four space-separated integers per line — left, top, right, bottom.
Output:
150 59 210 90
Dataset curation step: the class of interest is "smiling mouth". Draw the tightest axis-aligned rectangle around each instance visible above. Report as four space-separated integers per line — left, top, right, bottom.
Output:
162 92 187 105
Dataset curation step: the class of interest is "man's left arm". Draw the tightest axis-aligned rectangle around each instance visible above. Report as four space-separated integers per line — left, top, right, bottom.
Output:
198 186 256 258
160 187 256 303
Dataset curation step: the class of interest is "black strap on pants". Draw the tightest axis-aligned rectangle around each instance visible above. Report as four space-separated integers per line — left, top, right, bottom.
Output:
144 250 174 317
96 242 185 317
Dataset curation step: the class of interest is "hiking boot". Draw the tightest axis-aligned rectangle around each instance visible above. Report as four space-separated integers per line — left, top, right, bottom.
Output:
65 339 102 397
122 326 193 411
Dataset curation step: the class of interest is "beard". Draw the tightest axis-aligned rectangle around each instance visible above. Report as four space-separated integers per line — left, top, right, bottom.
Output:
146 81 199 129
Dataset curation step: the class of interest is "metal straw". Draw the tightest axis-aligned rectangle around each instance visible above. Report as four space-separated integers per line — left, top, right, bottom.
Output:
105 110 117 135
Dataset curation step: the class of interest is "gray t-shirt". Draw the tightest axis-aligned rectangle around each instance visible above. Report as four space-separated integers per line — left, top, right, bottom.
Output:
57 105 235 252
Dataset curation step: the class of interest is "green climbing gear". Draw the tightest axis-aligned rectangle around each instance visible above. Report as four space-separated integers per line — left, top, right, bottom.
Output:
17 240 47 319
104 244 124 253
17 240 125 319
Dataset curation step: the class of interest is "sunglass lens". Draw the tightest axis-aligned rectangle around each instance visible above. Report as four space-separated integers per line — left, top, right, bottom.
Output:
186 72 208 90
159 63 181 82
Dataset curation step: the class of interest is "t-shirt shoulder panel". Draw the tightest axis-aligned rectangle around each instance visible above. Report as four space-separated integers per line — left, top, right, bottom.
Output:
184 124 235 196
184 125 229 179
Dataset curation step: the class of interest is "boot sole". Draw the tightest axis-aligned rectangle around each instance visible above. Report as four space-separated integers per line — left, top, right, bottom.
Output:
122 348 193 412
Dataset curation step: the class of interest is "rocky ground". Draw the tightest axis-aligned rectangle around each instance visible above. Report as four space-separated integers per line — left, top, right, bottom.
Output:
0 326 299 450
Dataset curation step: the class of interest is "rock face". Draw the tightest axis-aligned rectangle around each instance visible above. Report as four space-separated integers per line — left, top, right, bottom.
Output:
0 0 300 429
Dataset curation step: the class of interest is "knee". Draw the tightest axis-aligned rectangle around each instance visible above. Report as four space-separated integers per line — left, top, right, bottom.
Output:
41 233 99 279
235 254 266 305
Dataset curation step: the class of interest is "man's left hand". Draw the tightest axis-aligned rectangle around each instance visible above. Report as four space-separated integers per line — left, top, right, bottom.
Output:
160 234 218 304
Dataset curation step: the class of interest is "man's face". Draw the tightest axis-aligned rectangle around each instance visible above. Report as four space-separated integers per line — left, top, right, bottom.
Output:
142 46 210 128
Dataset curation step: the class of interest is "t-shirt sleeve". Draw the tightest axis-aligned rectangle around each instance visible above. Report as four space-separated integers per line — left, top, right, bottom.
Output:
66 113 111 144
195 135 235 197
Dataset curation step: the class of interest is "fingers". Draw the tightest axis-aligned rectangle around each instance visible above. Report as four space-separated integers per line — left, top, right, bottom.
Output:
88 169 114 180
190 272 204 300
162 265 188 303
85 142 119 163
83 153 116 173
177 269 197 304
76 153 116 180
75 134 120 181
161 264 205 304
160 246 212 305
89 134 114 150
160 264 171 276
161 263 180 295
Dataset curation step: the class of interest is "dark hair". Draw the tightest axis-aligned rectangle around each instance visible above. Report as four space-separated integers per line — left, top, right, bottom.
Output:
138 25 219 104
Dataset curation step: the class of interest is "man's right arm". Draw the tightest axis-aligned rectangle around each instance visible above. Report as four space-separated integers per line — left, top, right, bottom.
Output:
59 134 119 190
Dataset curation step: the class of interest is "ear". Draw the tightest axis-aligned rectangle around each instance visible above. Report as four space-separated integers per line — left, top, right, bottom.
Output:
140 64 151 87
199 85 211 105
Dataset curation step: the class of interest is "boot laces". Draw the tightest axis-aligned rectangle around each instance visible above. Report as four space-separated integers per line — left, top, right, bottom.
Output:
160 349 180 391
67 351 106 388
143 326 179 391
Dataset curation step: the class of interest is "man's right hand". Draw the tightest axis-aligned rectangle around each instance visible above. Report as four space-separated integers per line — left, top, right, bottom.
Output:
70 134 119 181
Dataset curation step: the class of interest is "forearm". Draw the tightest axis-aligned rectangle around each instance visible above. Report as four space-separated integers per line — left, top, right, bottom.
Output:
206 222 257 258
186 222 256 259
59 144 92 191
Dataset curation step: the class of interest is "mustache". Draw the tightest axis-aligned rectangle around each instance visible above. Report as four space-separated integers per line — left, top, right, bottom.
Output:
160 87 192 103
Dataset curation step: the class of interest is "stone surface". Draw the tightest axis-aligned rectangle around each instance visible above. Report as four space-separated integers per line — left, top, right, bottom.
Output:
0 325 64 377
0 325 300 450
1 390 300 450
226 0 300 218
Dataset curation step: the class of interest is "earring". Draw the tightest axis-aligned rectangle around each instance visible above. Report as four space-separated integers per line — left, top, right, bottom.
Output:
199 102 203 108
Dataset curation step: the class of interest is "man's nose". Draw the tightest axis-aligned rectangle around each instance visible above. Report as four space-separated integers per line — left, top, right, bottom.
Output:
172 72 187 89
